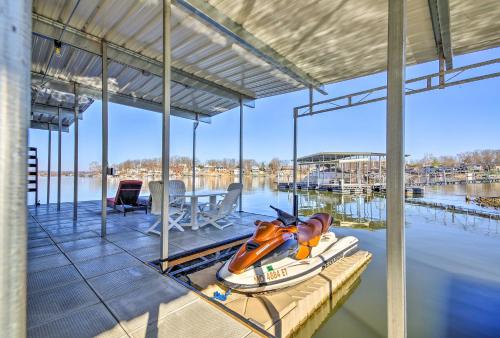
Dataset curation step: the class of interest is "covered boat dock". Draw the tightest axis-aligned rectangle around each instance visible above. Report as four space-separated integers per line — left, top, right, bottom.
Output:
2 0 500 337
293 152 386 193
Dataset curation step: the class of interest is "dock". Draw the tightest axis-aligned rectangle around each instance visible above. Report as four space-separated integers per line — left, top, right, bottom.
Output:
27 201 269 337
406 199 500 220
186 251 372 337
278 183 424 197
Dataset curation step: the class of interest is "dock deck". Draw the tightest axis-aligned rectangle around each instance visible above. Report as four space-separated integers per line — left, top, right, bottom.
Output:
187 251 372 337
27 201 269 338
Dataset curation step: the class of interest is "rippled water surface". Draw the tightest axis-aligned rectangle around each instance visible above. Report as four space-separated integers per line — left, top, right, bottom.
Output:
31 176 500 337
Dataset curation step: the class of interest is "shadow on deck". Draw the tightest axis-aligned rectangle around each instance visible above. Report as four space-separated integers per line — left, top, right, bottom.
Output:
27 200 267 338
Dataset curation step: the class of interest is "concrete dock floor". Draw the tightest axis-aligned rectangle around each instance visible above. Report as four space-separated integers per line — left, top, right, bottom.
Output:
27 201 270 338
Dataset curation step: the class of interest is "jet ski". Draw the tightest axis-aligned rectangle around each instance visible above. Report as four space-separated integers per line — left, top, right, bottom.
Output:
217 206 359 293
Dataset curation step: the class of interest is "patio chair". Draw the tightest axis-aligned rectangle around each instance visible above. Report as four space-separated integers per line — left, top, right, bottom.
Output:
198 188 240 230
146 181 187 235
106 180 146 216
169 180 186 207
197 182 243 211
227 182 243 192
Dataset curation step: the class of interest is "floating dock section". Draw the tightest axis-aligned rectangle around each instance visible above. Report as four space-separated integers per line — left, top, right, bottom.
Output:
188 251 372 337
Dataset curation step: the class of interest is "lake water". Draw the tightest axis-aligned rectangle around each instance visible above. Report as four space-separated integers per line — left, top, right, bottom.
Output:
30 177 500 338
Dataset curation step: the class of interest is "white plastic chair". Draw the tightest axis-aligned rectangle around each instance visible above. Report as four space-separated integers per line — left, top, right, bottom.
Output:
147 181 186 234
198 182 243 211
198 189 240 230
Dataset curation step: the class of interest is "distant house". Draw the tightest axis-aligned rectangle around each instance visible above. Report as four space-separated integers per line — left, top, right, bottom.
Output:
251 166 260 175
422 166 438 174
202 165 225 174
470 164 483 172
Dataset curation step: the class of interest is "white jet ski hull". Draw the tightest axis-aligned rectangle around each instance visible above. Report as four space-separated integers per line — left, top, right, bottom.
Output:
217 234 359 293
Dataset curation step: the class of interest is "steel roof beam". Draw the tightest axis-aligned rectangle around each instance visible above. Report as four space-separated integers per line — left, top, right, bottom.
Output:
32 72 211 123
428 0 453 69
173 0 327 95
32 13 255 106
30 121 70 132
32 103 81 118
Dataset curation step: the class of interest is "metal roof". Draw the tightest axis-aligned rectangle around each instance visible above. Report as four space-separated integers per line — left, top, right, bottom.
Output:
204 0 500 84
30 85 91 132
298 152 386 164
30 0 500 130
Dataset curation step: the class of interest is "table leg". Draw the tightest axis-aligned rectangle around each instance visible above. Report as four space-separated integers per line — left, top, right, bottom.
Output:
191 196 199 230
209 195 217 211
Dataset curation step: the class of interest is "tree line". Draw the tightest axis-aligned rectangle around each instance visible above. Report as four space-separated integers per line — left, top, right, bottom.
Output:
88 157 290 174
409 149 500 170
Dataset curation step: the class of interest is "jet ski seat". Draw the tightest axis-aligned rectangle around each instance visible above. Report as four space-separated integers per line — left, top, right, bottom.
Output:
309 213 332 233
295 213 332 259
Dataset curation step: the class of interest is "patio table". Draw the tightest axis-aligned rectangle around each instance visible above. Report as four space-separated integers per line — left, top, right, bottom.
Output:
180 191 227 230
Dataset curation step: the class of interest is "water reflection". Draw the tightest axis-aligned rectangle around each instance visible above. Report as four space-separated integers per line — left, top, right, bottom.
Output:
31 176 500 337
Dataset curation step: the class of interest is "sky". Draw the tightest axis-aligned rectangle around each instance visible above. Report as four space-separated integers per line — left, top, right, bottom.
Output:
29 48 500 171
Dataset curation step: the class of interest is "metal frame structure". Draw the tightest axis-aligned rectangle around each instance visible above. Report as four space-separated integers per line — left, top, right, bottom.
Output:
192 115 199 193
295 57 500 118
386 0 407 335
160 0 172 271
46 123 51 204
290 14 500 338
428 0 453 70
173 0 327 95
296 152 387 188
73 84 78 220
57 106 62 211
101 41 108 237
9 0 500 336
239 97 244 212
0 0 30 335
32 13 256 115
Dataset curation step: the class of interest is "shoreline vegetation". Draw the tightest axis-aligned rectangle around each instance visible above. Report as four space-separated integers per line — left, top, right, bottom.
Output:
38 148 500 177
474 196 500 209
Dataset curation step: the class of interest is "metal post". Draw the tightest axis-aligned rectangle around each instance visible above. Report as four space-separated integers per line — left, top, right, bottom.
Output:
292 108 298 217
386 0 407 336
57 106 62 211
0 1 30 334
192 116 198 193
239 96 243 212
160 0 172 271
341 162 344 187
308 85 313 114
47 124 51 205
379 155 383 184
101 41 108 237
439 57 445 89
73 84 79 220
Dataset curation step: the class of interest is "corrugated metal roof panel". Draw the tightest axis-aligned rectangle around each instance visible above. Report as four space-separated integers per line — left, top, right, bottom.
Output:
31 0 500 124
33 0 304 107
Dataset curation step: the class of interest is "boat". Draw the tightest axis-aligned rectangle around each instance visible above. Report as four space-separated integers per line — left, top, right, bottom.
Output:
217 206 359 293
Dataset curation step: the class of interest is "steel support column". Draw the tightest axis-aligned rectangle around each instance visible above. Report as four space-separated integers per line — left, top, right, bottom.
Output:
73 84 79 220
386 0 407 336
101 41 108 237
292 108 298 217
57 106 62 211
160 0 172 271
239 97 243 212
47 124 51 205
192 116 199 193
0 1 30 334
379 155 383 183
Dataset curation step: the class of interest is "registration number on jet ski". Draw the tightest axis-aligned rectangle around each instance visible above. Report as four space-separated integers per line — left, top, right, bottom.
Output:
254 268 288 283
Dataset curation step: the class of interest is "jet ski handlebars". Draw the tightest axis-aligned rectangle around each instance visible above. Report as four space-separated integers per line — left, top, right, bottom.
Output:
269 205 303 226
